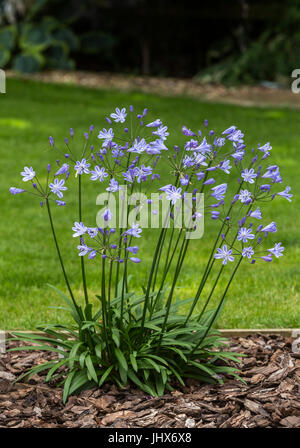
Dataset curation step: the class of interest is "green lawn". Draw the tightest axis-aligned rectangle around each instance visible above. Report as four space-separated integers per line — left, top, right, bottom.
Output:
1 77 299 330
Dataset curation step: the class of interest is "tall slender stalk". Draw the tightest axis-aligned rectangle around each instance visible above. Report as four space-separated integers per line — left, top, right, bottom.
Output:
78 175 89 305
151 227 168 293
101 255 110 358
45 199 81 317
157 231 189 346
191 256 243 354
140 227 167 332
184 183 244 324
150 229 183 314
108 259 113 311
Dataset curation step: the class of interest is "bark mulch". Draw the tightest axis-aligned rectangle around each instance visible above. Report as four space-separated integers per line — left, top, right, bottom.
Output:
0 334 300 428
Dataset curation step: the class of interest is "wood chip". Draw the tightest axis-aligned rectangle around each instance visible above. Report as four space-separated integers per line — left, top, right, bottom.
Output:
0 335 299 428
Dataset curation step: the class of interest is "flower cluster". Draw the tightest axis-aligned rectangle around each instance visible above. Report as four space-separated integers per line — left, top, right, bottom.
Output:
10 106 292 269
72 220 142 264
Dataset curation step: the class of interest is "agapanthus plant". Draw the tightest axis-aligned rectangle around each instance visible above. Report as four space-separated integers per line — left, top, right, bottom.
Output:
9 106 292 402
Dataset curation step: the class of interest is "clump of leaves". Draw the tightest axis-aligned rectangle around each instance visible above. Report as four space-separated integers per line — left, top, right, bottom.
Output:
10 285 244 402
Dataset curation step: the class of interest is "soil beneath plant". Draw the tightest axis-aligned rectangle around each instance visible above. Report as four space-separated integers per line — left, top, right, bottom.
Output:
6 70 300 109
0 334 300 428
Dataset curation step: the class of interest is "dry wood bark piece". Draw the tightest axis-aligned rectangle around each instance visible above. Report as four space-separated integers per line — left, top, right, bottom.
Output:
1 334 299 428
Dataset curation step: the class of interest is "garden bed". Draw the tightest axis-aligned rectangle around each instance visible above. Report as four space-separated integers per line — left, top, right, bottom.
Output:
0 334 299 428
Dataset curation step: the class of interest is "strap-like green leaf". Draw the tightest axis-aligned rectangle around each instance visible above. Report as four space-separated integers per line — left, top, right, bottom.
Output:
114 347 128 371
85 355 98 383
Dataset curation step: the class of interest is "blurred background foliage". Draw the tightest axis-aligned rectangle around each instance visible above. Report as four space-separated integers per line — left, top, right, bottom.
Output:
0 0 299 84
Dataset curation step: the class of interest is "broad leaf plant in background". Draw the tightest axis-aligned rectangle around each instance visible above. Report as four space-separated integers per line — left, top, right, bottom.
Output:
9 106 292 401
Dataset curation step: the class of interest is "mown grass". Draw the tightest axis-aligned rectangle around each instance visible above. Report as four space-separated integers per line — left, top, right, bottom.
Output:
0 77 299 329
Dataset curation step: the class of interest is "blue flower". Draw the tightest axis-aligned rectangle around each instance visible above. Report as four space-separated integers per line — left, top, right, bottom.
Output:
227 129 244 144
185 139 200 151
261 255 273 262
126 246 139 254
203 178 215 186
231 149 245 161
222 126 236 135
182 155 195 168
160 185 182 205
262 165 282 183
106 178 120 192
87 227 98 238
182 126 195 136
130 257 141 263
152 125 169 141
72 222 87 237
136 165 152 183
9 187 25 195
102 208 112 222
74 159 90 175
218 159 232 174
49 178 67 199
98 128 114 147
147 139 167 154
123 168 138 183
88 250 97 259
195 137 211 154
77 244 92 256
90 166 108 181
241 168 256 184
261 222 277 235
211 211 220 220
55 163 69 176
128 138 149 154
238 189 252 204
193 153 208 167
180 175 190 186
110 107 127 123
237 227 255 243
214 137 225 147
249 207 262 219
146 119 162 128
21 166 35 182
268 242 284 258
277 186 292 202
124 223 142 238
196 171 205 181
214 245 235 265
56 200 66 206
211 183 227 201
242 246 254 259
258 142 272 155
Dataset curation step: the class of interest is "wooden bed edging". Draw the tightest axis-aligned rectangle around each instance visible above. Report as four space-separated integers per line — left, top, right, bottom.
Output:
1 328 300 355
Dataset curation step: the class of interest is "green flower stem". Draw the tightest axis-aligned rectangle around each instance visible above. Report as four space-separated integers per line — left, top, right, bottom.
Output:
150 228 183 314
101 255 110 358
196 222 244 323
45 199 81 318
115 232 123 298
184 182 245 324
78 175 89 306
197 264 225 322
185 223 227 324
151 226 168 293
140 227 167 332
161 227 175 279
191 256 243 354
157 231 189 346
108 259 113 311
147 174 181 296
140 175 180 332
120 235 133 323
